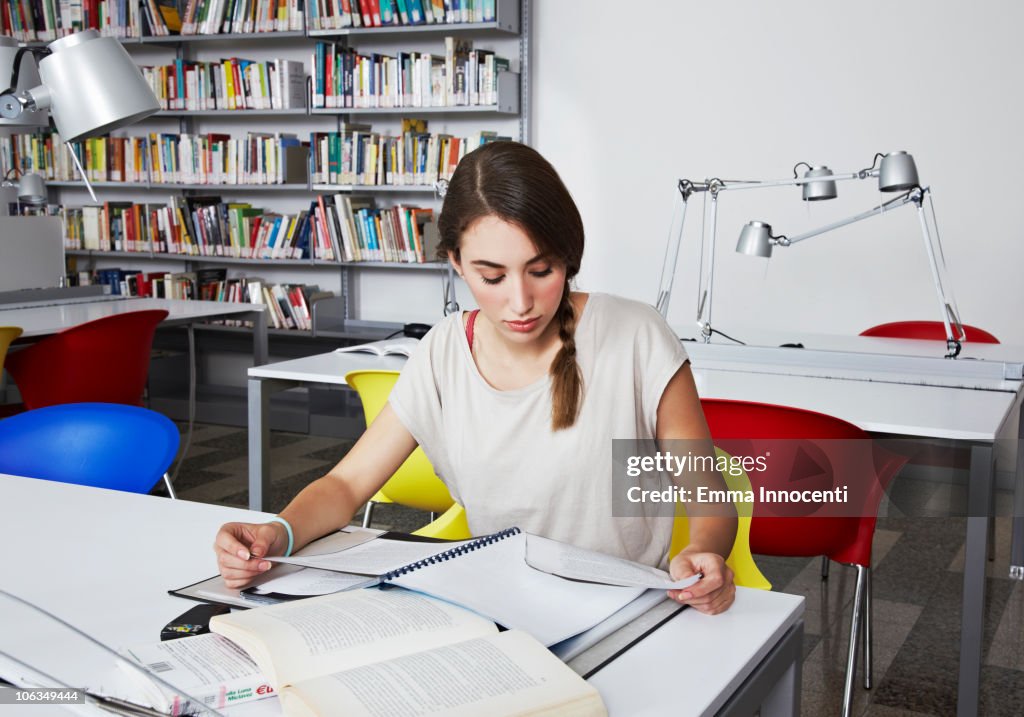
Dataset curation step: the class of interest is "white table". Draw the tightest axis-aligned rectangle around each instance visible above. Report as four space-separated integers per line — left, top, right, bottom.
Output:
0 474 805 717
684 332 1024 717
0 297 269 365
246 346 1020 717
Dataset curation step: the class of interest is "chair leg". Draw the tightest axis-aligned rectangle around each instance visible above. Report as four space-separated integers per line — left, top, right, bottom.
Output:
821 555 830 580
362 501 375 528
162 472 177 500
842 564 868 717
863 566 872 690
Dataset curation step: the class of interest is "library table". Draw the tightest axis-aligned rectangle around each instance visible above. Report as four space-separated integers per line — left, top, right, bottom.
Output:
247 346 1018 717
0 296 268 365
0 474 805 717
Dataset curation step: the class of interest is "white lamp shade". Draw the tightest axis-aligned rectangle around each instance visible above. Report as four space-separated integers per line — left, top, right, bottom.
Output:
31 30 159 142
16 172 46 204
0 36 47 128
736 221 775 258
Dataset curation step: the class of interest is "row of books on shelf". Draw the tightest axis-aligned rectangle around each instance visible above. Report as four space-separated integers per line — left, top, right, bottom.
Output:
142 57 306 111
61 194 436 262
2 131 309 185
1 0 142 42
312 37 510 109
310 120 506 185
2 0 508 42
308 0 498 31
78 266 328 330
143 0 305 36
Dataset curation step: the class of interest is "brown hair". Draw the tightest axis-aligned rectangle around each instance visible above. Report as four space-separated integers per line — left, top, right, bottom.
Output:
438 141 585 430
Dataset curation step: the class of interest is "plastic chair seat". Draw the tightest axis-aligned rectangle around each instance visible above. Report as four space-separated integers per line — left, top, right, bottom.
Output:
0 403 180 495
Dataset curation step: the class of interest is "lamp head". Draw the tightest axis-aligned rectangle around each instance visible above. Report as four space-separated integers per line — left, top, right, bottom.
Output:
801 166 838 201
736 221 775 258
26 30 160 141
16 172 46 205
878 151 919 192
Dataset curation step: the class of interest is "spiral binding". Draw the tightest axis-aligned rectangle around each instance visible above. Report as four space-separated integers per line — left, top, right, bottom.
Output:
382 527 521 581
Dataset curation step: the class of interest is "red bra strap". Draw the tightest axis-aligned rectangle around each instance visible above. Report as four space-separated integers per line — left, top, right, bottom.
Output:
465 309 480 347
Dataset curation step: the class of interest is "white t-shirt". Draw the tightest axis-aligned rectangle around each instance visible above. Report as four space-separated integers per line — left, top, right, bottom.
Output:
389 292 688 569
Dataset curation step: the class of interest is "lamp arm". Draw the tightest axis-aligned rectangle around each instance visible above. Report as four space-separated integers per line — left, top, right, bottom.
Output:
784 189 918 245
0 46 51 120
655 179 696 317
719 170 869 193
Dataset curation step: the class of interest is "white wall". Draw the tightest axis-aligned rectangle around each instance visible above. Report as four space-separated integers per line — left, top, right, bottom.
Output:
532 0 1023 343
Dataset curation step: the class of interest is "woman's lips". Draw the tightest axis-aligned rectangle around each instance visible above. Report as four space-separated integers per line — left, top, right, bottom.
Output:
505 317 540 332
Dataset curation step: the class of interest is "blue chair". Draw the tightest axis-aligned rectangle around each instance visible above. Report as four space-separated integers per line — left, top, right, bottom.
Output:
0 403 180 496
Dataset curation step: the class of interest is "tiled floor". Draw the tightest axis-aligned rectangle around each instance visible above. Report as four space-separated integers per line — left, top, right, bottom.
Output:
171 422 1024 716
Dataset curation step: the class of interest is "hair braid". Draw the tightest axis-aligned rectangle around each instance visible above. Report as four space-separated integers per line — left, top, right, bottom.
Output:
550 280 583 430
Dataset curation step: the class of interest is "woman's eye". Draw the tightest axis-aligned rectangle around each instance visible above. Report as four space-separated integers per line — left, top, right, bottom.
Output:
481 275 505 285
530 267 554 278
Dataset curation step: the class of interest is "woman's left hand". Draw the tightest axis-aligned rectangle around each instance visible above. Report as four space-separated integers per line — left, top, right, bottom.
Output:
667 550 736 615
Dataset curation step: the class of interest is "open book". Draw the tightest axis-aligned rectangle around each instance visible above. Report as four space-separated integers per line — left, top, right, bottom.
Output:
266 528 698 646
209 588 606 717
334 336 420 357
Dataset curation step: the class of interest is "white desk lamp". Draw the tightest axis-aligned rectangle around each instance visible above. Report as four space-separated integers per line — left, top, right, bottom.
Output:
0 30 160 202
1 168 47 207
655 152 965 358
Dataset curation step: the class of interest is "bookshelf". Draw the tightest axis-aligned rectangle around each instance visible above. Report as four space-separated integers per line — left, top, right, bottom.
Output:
0 0 531 429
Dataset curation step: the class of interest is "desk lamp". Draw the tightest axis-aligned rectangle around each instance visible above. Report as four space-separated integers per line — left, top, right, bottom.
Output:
655 152 965 358
1 168 47 207
0 30 160 202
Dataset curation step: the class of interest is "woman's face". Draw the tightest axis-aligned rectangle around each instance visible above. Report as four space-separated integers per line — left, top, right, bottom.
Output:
451 215 567 345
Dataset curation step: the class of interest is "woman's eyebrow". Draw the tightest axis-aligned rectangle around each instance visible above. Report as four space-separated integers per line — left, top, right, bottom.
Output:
469 254 547 269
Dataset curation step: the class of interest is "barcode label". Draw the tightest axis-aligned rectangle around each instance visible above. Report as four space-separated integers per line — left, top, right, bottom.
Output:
147 661 173 673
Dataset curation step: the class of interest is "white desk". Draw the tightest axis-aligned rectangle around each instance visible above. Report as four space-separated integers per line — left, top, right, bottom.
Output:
0 474 805 717
246 348 1018 717
0 297 269 365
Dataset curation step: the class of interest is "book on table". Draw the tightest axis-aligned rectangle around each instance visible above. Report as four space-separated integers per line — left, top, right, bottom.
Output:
209 587 608 717
334 336 420 357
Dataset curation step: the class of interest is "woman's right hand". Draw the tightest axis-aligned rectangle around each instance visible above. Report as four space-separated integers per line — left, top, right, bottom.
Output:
214 521 289 589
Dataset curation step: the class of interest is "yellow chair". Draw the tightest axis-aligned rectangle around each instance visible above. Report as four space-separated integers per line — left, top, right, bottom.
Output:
345 370 455 532
668 447 771 590
413 502 471 540
0 326 23 370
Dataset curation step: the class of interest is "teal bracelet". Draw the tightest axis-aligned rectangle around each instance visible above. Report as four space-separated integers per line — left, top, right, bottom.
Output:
268 516 294 557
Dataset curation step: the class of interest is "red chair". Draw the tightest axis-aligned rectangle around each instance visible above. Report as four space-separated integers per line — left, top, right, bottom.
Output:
860 320 999 343
5 310 168 410
700 399 907 717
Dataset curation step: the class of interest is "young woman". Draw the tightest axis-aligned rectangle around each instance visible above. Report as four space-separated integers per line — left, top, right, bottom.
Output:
215 142 738 614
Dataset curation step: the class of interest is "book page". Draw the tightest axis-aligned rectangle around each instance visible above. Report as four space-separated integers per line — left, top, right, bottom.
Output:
524 534 702 590
209 588 496 688
268 537 472 575
123 633 272 711
250 567 374 597
390 532 646 646
280 631 607 717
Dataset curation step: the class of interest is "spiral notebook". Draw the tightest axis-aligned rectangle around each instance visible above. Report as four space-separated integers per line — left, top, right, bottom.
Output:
379 528 651 647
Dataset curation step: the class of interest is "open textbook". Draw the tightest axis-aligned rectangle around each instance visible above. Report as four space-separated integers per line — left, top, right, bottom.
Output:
334 336 420 357
265 528 699 646
209 588 607 717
